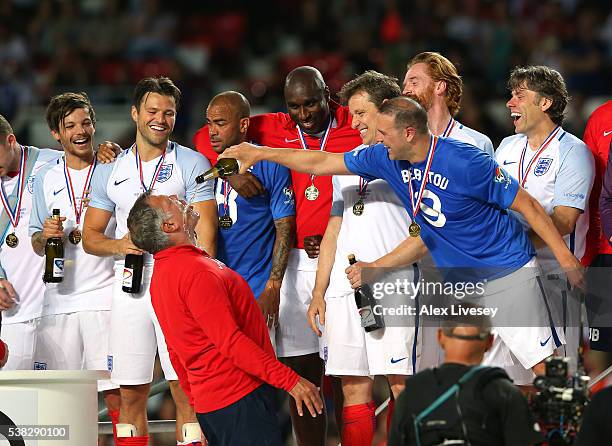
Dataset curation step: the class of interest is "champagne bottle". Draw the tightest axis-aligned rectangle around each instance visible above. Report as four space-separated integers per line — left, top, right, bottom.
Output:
348 254 384 332
43 209 64 283
122 254 144 293
196 158 240 184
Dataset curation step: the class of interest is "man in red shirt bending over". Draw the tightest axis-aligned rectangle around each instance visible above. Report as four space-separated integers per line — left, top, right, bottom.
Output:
126 191 323 446
194 67 361 444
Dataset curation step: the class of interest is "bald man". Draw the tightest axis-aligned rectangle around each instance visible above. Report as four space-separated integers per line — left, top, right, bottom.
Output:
195 67 361 445
206 91 296 340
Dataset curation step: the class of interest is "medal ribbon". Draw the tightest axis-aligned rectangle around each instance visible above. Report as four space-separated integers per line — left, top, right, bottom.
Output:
358 177 369 198
134 143 168 192
0 145 28 230
518 126 561 187
442 118 456 137
297 118 333 185
63 158 96 225
408 136 438 221
222 180 232 215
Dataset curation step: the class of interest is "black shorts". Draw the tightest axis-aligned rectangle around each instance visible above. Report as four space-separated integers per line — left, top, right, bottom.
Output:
196 384 282 446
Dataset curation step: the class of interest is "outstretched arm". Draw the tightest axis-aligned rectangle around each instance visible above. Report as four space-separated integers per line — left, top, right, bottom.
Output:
220 142 351 176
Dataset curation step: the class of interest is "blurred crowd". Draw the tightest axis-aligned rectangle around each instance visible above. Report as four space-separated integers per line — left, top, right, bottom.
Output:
0 0 610 148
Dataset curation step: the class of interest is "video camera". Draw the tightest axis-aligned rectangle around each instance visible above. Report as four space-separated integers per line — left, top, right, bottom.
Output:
530 358 590 446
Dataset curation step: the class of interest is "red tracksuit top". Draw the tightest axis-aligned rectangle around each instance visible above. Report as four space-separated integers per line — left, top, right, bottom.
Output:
150 244 299 413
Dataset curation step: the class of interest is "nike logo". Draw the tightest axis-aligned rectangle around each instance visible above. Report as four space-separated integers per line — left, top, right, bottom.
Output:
114 178 129 186
604 130 612 137
53 187 65 196
390 357 407 364
503 160 517 165
540 335 552 347
284 137 300 143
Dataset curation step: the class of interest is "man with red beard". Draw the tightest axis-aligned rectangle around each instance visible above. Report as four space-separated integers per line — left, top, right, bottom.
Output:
194 66 362 445
403 52 494 155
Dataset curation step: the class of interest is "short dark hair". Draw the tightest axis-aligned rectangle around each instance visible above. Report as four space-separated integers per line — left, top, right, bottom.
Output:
338 70 401 109
132 77 181 111
508 66 569 126
127 191 171 255
378 96 429 134
45 92 96 133
0 114 13 139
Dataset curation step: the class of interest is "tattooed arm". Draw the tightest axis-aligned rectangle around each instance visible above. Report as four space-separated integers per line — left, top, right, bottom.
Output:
257 215 296 328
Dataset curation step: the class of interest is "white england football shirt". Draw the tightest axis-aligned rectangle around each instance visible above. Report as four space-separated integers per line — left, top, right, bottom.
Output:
0 147 62 324
495 128 595 268
446 119 495 157
88 141 214 266
29 158 115 316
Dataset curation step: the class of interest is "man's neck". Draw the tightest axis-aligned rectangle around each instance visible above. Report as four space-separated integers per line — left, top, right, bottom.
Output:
65 151 94 170
405 132 433 164
526 119 558 151
134 134 167 161
427 103 453 136
444 357 483 367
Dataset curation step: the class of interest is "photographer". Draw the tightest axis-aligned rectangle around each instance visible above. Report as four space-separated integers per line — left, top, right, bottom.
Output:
388 310 542 445
574 386 612 445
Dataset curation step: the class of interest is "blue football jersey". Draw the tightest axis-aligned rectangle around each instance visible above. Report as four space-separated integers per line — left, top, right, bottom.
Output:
344 138 535 280
215 160 295 298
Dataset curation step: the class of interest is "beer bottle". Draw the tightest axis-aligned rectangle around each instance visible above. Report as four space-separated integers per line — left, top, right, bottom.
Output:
196 158 240 184
43 209 64 283
348 254 384 332
122 254 144 293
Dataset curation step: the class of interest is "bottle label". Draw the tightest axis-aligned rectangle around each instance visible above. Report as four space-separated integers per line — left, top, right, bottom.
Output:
359 305 377 328
53 258 65 278
122 267 134 288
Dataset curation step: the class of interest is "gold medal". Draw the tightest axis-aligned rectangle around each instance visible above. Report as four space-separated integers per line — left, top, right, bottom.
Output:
219 215 233 229
68 229 82 245
305 184 319 201
409 222 421 237
5 232 18 248
353 200 364 216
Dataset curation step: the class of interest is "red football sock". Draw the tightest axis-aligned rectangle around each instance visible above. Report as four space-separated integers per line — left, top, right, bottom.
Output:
108 410 120 444
116 435 149 446
386 398 396 434
342 402 376 446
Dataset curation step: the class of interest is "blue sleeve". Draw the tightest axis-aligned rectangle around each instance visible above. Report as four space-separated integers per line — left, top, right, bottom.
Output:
343 144 386 181
553 141 594 211
459 147 519 209
331 176 344 217
28 164 52 236
178 146 214 202
259 161 295 220
88 162 115 212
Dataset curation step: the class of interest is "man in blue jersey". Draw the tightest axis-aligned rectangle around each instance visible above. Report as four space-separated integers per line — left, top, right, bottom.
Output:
220 96 584 382
206 91 295 334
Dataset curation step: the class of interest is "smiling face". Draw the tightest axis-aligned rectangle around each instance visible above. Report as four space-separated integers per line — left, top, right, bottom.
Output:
348 91 380 146
132 92 176 148
506 83 550 136
51 107 95 159
285 82 330 135
402 62 436 111
375 113 408 160
148 194 199 242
